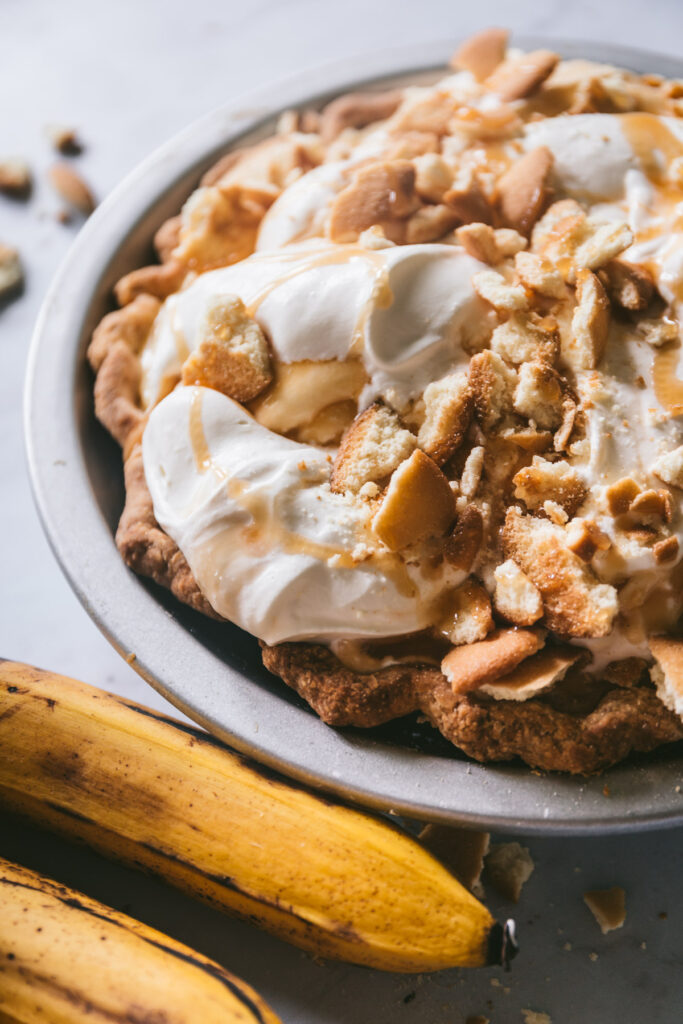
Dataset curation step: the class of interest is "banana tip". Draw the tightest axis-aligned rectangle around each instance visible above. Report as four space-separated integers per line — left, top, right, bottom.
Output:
487 918 518 970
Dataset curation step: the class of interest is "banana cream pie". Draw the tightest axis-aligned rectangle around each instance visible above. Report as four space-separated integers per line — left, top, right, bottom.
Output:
90 29 683 772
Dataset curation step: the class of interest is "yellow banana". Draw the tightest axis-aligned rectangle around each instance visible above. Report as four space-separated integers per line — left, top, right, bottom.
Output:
0 856 281 1023
0 659 515 972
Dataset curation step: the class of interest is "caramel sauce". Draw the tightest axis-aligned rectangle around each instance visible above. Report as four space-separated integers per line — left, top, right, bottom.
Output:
227 477 417 597
331 632 448 673
652 341 683 416
244 244 394 319
231 478 359 566
187 390 417 595
189 389 221 475
619 112 683 266
620 112 683 189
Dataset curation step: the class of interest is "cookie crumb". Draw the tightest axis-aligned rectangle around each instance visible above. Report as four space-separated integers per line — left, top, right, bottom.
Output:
583 886 626 933
485 841 535 902
522 1010 552 1024
0 157 32 198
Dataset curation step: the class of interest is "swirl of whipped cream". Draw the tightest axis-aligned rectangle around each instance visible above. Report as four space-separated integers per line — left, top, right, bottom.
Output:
142 386 462 644
140 241 489 410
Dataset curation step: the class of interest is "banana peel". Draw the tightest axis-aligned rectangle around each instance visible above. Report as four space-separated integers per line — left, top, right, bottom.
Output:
0 856 282 1023
0 659 516 972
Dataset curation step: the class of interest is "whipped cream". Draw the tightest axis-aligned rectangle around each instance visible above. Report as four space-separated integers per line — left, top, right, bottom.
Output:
140 241 489 410
143 386 462 644
256 162 349 251
522 114 638 201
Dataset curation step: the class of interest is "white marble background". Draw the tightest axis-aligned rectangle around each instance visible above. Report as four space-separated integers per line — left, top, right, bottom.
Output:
2 1 683 1021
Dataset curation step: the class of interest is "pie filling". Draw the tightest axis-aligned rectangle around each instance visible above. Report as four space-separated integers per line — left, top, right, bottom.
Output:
93 31 683 722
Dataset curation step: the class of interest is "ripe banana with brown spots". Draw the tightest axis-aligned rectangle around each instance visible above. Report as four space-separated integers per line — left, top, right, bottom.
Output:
0 659 516 972
0 857 281 1023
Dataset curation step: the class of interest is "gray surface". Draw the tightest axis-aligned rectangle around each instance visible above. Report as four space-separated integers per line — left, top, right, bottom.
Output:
2 2 683 1020
25 42 683 834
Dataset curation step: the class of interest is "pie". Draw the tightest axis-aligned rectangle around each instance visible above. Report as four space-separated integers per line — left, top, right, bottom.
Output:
89 29 683 773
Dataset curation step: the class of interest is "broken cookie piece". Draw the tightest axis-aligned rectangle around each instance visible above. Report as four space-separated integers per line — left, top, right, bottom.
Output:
456 222 501 264
331 402 416 494
328 160 420 242
598 258 654 311
175 184 275 271
472 268 528 312
417 371 472 465
413 153 454 202
485 841 535 902
653 446 683 489
440 579 494 646
503 507 618 637
496 146 554 236
451 27 508 81
566 268 611 371
372 449 455 550
181 294 272 402
583 887 626 934
489 313 559 366
479 647 578 701
441 627 545 694
444 504 484 572
513 361 564 430
319 89 403 143
493 559 544 625
650 636 683 720
469 349 518 430
486 50 559 102
513 456 587 516
515 250 565 299
566 518 611 562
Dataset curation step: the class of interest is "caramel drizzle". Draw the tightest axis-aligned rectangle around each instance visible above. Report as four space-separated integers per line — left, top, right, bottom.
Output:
243 243 394 352
188 389 226 478
186 389 416 596
619 113 683 252
331 632 448 672
653 342 683 416
230 477 416 597
620 112 683 188
618 114 683 408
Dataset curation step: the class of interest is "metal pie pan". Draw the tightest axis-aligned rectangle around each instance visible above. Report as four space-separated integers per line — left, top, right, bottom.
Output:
25 37 683 834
